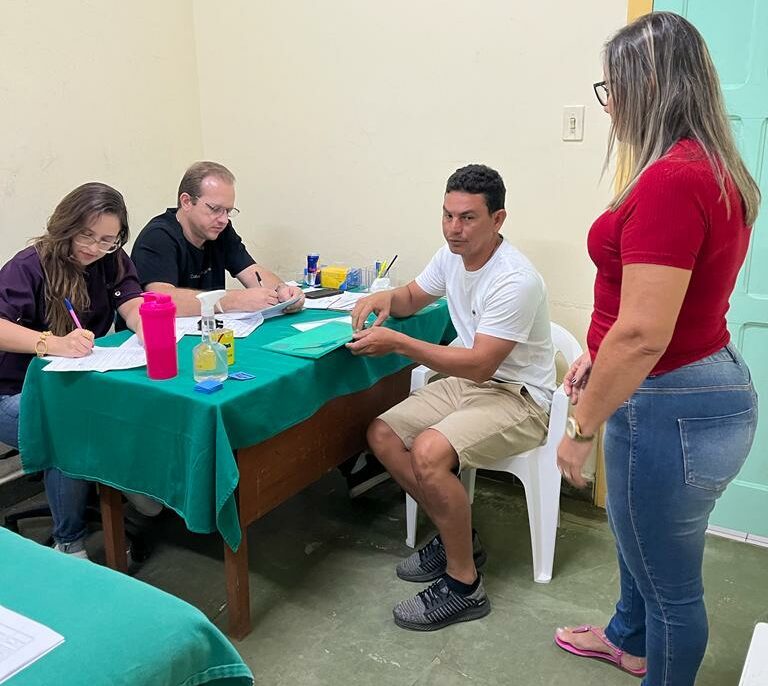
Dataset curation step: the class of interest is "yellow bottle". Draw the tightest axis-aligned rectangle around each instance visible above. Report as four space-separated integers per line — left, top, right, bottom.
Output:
212 327 235 365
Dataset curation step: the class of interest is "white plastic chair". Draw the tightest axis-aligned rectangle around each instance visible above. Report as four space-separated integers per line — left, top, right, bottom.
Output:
405 322 583 583
739 623 768 686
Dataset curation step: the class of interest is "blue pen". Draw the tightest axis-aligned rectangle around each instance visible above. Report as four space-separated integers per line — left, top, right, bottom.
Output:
63 298 83 328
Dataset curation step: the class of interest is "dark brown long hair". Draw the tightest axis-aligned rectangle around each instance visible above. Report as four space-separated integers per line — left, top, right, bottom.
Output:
34 182 129 335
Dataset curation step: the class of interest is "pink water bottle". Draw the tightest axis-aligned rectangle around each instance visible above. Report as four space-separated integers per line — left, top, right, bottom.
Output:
139 292 178 380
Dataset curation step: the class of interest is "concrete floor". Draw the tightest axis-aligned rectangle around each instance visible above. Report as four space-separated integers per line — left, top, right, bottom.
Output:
4 473 768 685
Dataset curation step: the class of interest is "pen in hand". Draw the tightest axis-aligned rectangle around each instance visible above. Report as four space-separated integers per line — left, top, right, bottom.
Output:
63 297 95 354
253 270 281 309
64 297 83 328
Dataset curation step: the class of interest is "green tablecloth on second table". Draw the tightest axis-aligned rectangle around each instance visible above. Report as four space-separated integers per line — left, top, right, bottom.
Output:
0 528 253 686
19 302 453 551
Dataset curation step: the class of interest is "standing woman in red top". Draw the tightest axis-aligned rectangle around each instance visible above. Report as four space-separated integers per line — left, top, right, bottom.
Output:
553 12 759 686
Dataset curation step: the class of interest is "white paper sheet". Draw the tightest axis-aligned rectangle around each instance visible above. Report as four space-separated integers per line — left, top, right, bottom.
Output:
302 291 369 311
175 313 265 338
291 316 352 332
257 294 303 319
118 330 184 351
42 346 147 373
198 292 302 325
216 310 266 321
0 605 64 684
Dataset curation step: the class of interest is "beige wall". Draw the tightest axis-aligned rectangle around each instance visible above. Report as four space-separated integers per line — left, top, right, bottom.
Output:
1 0 628 343
193 0 626 339
0 0 203 266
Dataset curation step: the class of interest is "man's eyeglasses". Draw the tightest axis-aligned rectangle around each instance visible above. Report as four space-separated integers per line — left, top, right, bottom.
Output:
196 197 240 219
593 80 610 107
72 233 121 253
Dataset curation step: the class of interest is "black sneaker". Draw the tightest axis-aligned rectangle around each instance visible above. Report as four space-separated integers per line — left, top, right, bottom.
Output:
393 576 491 631
346 452 391 498
396 531 486 582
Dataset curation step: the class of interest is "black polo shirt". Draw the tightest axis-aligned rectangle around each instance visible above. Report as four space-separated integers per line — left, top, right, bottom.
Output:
130 208 256 290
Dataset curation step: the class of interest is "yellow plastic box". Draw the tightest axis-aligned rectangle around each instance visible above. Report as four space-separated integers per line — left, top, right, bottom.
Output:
320 265 348 289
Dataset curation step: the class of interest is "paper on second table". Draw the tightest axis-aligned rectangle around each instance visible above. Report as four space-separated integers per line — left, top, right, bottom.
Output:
0 604 64 684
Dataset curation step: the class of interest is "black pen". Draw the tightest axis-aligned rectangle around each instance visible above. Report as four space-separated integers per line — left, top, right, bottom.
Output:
255 271 263 287
382 254 398 277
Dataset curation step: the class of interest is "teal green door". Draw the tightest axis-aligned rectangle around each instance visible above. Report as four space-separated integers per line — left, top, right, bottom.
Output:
654 1 768 537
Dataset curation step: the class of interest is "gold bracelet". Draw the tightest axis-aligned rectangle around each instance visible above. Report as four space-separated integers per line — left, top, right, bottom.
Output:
35 330 52 358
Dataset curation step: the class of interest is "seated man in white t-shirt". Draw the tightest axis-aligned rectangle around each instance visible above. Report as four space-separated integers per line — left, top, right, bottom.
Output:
348 164 556 631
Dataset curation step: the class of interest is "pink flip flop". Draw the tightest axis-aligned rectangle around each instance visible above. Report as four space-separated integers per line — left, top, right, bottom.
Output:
554 625 647 678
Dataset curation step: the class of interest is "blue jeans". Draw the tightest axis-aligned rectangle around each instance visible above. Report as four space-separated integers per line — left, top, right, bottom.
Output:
0 392 91 545
0 393 21 448
603 345 758 686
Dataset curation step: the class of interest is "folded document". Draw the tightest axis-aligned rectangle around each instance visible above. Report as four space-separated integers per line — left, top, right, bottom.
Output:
262 321 353 359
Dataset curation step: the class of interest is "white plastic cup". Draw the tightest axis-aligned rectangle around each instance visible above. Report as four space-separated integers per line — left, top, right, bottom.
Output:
369 277 391 292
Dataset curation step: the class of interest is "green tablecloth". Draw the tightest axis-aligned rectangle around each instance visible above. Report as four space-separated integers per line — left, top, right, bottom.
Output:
19 302 453 551
0 528 253 686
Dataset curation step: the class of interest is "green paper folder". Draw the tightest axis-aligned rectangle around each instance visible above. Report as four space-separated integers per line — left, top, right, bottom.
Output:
262 321 354 359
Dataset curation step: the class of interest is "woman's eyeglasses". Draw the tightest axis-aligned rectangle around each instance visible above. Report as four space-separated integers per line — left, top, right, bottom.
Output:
593 80 610 107
73 233 121 253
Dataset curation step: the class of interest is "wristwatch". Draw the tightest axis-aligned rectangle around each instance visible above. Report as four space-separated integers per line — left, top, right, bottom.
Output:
35 330 52 358
566 416 595 442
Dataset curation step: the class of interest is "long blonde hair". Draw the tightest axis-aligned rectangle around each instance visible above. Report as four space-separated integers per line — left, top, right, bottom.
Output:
604 12 760 226
34 183 129 335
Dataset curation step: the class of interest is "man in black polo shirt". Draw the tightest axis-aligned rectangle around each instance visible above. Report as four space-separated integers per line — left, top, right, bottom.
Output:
132 161 304 316
132 161 385 495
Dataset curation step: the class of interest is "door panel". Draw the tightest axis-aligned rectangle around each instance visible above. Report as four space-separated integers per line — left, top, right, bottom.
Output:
655 0 768 536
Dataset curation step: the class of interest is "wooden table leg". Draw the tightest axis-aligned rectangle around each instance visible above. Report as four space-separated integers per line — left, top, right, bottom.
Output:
99 484 127 573
224 534 251 640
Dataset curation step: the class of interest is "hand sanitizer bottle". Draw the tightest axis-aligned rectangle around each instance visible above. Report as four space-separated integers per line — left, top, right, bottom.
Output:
193 290 228 382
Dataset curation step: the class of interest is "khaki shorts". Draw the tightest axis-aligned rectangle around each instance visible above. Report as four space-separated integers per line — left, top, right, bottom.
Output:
378 376 549 470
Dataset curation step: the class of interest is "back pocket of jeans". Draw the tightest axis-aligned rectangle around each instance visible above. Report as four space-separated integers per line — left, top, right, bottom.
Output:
679 407 757 491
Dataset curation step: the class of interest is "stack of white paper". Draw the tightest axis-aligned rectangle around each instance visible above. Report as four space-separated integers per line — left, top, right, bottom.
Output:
0 605 64 683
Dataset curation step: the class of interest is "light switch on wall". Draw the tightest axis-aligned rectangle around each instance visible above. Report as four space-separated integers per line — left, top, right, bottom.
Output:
562 105 585 141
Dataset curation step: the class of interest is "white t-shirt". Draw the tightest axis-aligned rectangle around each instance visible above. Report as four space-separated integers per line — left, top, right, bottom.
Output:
415 239 556 410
